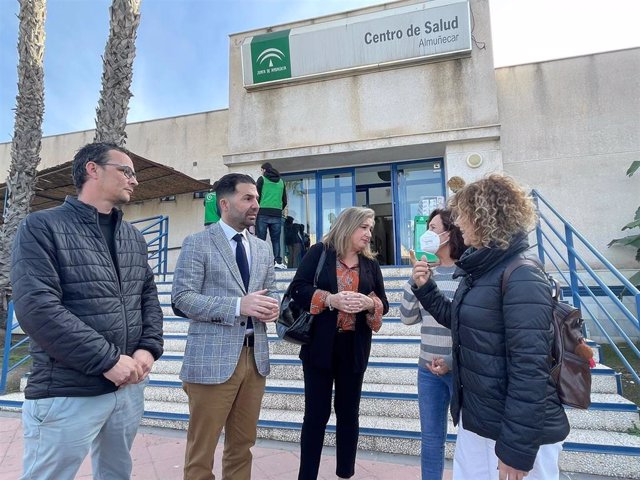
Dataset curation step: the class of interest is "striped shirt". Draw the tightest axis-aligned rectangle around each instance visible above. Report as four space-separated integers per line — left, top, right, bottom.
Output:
399 265 459 370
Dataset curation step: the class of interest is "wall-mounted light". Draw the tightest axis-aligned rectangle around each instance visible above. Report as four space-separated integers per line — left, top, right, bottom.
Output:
466 153 483 168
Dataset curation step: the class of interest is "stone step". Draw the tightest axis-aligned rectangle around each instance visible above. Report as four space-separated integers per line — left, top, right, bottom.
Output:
161 333 602 364
273 279 412 291
158 284 409 300
155 269 413 284
159 324 600 362
143 374 638 432
160 303 405 318
137 400 640 479
2 388 637 478
270 268 413 281
162 316 424 337
162 334 423 358
153 353 620 395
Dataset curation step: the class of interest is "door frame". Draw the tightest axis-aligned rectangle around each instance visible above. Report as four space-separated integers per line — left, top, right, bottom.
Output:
282 158 445 265
391 158 446 265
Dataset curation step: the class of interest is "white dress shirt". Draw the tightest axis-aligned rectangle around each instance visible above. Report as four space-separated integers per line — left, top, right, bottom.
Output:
218 219 252 322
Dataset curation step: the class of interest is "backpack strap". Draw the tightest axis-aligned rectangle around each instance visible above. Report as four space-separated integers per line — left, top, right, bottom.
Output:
501 257 543 295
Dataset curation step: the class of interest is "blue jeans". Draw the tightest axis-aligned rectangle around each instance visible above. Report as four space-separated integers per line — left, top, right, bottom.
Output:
21 379 147 480
256 215 282 263
418 366 453 480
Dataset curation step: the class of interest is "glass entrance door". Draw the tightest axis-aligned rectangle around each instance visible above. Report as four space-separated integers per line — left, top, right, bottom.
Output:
394 160 446 264
319 170 355 238
283 159 444 265
355 165 394 265
283 174 316 268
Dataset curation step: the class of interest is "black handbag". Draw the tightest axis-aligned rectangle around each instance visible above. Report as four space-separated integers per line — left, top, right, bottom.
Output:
276 249 326 345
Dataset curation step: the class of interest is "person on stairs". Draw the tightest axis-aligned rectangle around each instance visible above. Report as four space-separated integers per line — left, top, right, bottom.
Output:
11 142 164 480
411 174 570 480
400 208 465 480
172 173 280 480
289 207 389 479
256 162 287 269
203 180 220 226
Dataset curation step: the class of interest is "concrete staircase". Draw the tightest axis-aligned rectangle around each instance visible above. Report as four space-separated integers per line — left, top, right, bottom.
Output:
2 267 639 478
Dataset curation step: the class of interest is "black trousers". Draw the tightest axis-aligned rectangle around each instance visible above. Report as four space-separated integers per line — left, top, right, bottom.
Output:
298 331 366 480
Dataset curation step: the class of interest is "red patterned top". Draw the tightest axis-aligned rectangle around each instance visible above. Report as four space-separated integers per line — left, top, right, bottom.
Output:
310 258 383 332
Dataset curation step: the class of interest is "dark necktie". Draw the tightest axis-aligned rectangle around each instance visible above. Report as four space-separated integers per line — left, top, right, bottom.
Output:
233 233 253 331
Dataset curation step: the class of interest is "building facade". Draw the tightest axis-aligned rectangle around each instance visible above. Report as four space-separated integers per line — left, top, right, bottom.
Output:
0 0 638 269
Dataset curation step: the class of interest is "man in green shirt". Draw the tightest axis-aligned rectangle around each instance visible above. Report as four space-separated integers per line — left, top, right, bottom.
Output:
256 163 287 269
204 181 220 226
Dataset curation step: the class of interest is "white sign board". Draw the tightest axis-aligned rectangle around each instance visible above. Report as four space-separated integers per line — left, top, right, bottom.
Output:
242 0 472 88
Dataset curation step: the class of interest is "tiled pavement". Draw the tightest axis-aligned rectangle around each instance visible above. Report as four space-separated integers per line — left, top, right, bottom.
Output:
0 411 618 480
0 412 427 480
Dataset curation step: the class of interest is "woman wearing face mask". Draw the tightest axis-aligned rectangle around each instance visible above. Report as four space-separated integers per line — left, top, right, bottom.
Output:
411 175 569 480
400 208 465 480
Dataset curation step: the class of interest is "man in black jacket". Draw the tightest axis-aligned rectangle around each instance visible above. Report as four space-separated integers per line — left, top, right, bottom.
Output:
11 142 164 480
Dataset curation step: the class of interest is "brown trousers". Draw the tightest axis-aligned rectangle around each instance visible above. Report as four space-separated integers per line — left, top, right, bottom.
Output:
183 347 266 480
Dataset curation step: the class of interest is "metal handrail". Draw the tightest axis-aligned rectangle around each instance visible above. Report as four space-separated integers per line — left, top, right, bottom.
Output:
532 189 640 386
1 215 171 394
131 215 169 277
0 302 31 394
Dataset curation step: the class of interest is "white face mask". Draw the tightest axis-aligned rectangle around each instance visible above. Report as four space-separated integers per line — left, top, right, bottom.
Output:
419 230 448 254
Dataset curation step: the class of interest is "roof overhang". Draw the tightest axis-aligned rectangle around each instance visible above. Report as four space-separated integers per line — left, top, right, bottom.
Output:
0 151 211 219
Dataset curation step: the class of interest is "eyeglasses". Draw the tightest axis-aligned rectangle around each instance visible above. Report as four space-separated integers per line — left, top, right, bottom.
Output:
102 163 137 179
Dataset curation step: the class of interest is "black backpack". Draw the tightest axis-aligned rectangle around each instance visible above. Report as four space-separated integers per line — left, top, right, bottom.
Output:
502 257 593 409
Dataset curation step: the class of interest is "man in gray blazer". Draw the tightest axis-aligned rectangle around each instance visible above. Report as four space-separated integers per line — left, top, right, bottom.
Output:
172 173 280 480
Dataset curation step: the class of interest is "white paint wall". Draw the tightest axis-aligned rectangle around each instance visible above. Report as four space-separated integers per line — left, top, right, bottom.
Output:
496 48 640 269
0 1 636 273
226 0 500 167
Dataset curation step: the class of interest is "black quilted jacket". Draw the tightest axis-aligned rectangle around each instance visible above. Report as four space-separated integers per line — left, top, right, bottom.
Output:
11 196 164 399
413 235 569 472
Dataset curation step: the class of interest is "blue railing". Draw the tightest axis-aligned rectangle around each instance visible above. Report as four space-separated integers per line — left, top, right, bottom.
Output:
0 302 30 394
0 214 171 394
131 215 169 277
532 189 640 386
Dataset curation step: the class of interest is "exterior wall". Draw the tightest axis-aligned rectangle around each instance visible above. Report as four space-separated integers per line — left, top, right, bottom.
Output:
444 138 502 192
225 0 501 177
496 48 640 268
0 2 637 273
0 110 230 256
121 110 231 254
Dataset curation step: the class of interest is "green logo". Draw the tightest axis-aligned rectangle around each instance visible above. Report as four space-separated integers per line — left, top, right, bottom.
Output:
251 30 292 84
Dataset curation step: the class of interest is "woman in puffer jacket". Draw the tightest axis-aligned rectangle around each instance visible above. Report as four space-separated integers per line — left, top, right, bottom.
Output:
411 174 570 480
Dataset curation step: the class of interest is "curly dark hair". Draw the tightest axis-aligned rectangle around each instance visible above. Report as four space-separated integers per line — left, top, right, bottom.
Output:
428 208 466 260
448 174 537 250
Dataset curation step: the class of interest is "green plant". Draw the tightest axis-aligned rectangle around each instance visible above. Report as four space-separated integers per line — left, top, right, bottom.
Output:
628 422 640 437
608 161 640 288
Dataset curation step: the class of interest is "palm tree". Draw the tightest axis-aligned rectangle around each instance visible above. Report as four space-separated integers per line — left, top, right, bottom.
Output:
0 0 47 322
94 0 142 146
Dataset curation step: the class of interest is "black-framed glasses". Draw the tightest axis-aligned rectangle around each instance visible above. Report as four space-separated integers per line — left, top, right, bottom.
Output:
102 163 137 179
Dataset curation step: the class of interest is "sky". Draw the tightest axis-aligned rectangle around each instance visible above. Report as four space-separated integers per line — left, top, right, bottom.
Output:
0 0 638 144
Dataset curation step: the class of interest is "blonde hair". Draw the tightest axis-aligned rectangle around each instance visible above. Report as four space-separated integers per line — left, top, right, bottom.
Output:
448 174 537 250
322 207 376 260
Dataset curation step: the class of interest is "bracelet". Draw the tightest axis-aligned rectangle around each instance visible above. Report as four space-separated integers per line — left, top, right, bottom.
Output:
327 294 334 311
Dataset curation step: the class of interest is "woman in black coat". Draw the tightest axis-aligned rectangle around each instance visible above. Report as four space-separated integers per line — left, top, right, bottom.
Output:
411 175 569 480
289 207 389 480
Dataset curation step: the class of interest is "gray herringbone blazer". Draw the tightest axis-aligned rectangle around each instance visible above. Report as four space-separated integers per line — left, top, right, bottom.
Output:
172 222 277 384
